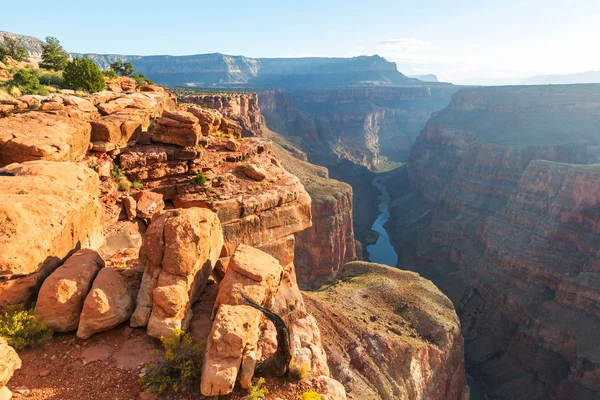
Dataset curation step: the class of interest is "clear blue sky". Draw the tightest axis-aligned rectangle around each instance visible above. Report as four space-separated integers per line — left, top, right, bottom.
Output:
3 0 600 84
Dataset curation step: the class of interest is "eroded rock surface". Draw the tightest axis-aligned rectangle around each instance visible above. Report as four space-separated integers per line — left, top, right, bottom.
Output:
305 262 468 400
0 161 102 308
34 250 104 332
131 208 223 338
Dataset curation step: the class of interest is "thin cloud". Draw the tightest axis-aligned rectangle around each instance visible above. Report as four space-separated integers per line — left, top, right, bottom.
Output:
377 38 432 52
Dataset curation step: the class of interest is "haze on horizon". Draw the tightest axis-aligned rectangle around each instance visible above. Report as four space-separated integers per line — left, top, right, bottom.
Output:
3 0 600 85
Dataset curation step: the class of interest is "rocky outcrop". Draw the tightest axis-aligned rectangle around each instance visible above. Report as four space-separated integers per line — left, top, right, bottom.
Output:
388 85 600 399
0 338 21 392
266 132 358 287
0 161 102 308
178 92 264 136
34 250 104 332
131 208 223 338
77 267 134 339
152 109 202 147
305 262 469 400
0 112 91 167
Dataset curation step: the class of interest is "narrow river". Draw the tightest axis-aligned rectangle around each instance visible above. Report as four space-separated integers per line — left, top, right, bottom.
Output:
366 177 399 266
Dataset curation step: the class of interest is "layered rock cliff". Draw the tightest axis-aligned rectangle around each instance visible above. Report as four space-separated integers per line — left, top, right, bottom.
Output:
386 84 600 399
305 261 469 400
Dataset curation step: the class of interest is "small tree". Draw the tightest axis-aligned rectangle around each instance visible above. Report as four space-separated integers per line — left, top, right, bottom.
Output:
63 57 106 93
110 61 134 77
0 36 29 62
40 36 69 70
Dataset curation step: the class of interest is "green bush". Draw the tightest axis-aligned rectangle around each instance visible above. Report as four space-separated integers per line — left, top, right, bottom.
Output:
244 377 269 400
0 305 53 350
140 329 204 394
63 57 106 93
132 73 146 90
9 69 49 95
132 180 143 190
33 69 65 88
0 36 29 62
191 171 207 186
103 69 117 79
300 390 322 400
40 37 69 70
117 178 132 191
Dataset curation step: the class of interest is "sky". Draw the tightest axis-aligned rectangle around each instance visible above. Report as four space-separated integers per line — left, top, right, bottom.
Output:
2 0 600 84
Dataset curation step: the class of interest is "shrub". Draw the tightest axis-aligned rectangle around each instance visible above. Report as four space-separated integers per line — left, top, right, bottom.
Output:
9 69 49 95
103 69 117 79
33 69 65 88
40 37 69 70
132 180 143 190
288 358 310 381
244 377 268 400
191 171 207 186
0 305 53 350
0 36 29 62
140 329 204 395
117 178 132 191
63 57 106 93
132 73 146 90
300 390 322 400
111 165 125 180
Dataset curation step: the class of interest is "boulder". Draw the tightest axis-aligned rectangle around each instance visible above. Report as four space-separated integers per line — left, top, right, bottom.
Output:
123 196 137 220
0 161 102 308
130 208 223 338
200 305 262 396
136 191 165 219
225 138 240 152
201 245 283 396
152 110 201 147
242 164 267 181
0 113 91 167
0 337 21 387
186 106 222 135
219 117 243 138
34 249 104 332
142 84 165 93
77 268 134 339
97 97 135 115
0 386 11 400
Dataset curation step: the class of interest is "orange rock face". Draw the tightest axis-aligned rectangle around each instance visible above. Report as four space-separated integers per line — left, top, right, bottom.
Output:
131 208 223 338
0 161 102 308
34 249 104 332
178 92 265 136
0 112 91 167
0 337 21 388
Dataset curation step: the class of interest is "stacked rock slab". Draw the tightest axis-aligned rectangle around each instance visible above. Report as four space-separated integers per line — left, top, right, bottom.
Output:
0 112 91 167
152 110 202 147
0 338 21 400
186 105 243 138
0 161 102 308
34 249 104 332
201 245 283 396
130 208 223 338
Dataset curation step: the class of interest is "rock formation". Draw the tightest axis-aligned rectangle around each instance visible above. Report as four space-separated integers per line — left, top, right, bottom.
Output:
178 92 264 136
34 250 105 332
305 261 469 400
387 85 600 399
131 208 223 338
0 161 102 308
0 338 21 400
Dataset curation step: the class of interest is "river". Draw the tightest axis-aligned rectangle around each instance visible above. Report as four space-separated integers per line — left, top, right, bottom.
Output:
366 177 399 266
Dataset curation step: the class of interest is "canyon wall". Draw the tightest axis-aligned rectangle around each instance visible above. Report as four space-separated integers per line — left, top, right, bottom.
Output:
305 261 469 400
386 84 600 399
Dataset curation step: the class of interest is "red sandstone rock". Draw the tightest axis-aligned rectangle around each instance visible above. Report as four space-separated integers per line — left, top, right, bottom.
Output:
34 250 104 332
123 196 137 220
0 161 102 308
152 110 202 147
97 97 136 115
135 191 165 219
142 84 164 93
242 164 267 181
77 268 134 339
131 208 223 338
0 112 91 167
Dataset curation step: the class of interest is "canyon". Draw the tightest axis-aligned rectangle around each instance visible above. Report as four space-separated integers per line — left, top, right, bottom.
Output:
385 84 600 399
0 61 467 399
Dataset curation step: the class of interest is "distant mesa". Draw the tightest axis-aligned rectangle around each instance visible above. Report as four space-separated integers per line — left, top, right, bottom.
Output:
408 74 439 82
